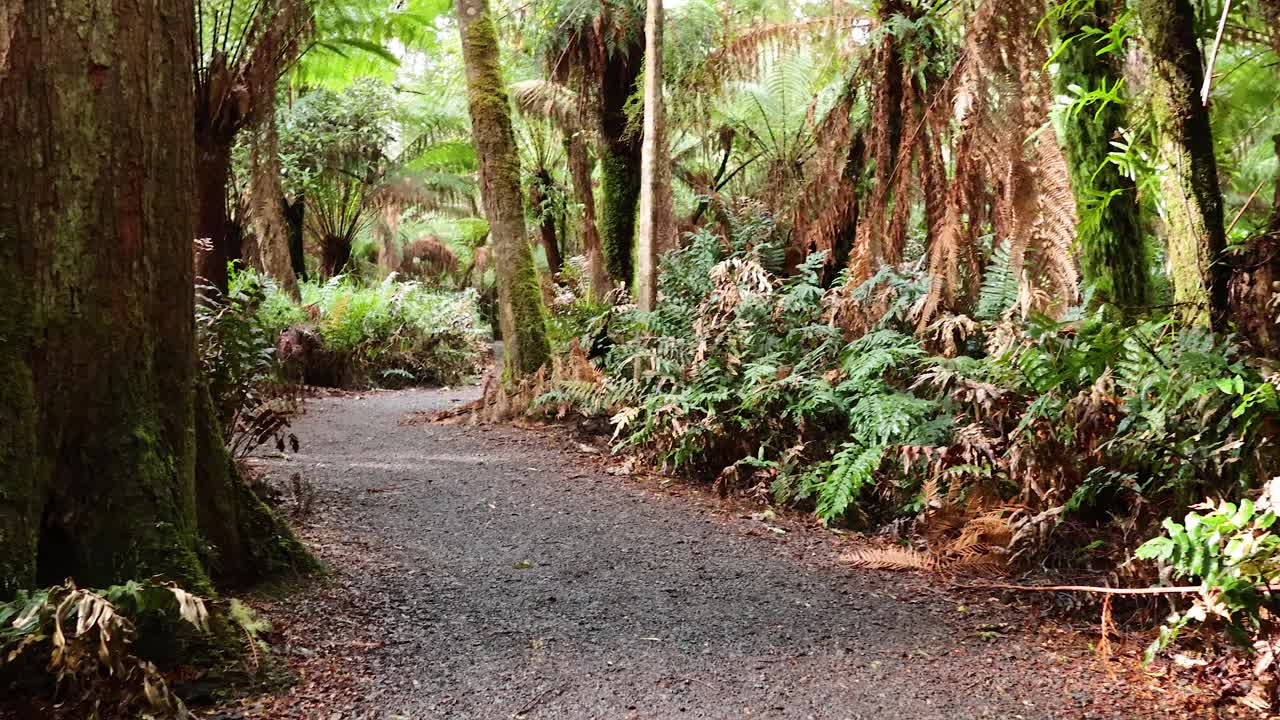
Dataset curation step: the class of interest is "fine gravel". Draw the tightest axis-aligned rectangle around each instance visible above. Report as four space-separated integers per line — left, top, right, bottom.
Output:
245 386 1189 720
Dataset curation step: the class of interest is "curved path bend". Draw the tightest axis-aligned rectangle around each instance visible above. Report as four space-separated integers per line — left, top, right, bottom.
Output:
242 387 1187 720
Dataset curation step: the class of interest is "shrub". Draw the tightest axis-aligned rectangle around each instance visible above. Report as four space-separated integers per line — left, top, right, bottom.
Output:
0 580 208 719
286 275 489 388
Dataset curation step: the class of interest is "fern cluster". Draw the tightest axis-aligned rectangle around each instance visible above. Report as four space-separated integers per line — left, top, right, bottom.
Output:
538 210 1280 556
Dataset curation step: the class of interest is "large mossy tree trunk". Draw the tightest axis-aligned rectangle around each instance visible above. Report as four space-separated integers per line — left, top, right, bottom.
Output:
456 0 551 383
1056 0 1148 310
597 41 645 288
1138 0 1229 329
0 0 311 598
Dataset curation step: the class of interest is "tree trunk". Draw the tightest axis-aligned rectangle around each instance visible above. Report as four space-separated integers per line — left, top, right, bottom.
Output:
456 0 551 383
530 171 564 274
194 139 239 294
635 0 674 312
320 234 353 278
0 0 209 594
1138 0 1229 329
247 109 301 300
598 41 645 287
565 132 611 300
1056 0 1147 310
284 196 309 282
0 0 310 597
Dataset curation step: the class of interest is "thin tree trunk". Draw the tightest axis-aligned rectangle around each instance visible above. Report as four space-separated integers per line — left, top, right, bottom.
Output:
531 171 564 274
1055 0 1147 310
635 0 674 312
1138 0 1229 329
565 132 611 300
194 139 239 293
284 196 309 281
456 0 551 382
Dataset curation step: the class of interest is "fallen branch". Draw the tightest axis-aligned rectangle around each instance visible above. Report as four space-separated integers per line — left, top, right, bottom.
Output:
953 581 1203 596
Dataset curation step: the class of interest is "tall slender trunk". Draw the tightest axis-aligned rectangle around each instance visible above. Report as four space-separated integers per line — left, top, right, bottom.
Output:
598 42 645 287
1138 0 1229 329
635 0 674 312
1056 0 1147 310
456 0 551 382
284 196 309 281
194 139 239 293
565 132 611 300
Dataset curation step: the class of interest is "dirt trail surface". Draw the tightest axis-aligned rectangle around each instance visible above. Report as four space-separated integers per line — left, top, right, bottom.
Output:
236 387 1191 719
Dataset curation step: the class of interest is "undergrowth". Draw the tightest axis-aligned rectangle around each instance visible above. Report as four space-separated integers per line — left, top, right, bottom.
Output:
536 207 1280 581
243 270 489 388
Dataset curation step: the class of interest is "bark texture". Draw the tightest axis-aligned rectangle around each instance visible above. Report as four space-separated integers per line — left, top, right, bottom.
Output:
1055 0 1147 310
635 0 674 312
456 0 551 382
565 132 611 300
1138 0 1229 328
598 38 645 287
0 0 312 596
0 0 208 594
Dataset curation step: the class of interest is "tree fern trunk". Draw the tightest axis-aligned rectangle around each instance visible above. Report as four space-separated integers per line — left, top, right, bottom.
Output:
564 133 611 300
1055 0 1148 310
1138 0 1229 329
598 39 644 287
456 0 551 382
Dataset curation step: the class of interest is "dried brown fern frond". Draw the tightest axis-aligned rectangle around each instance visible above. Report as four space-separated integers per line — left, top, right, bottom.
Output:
844 545 937 572
696 16 869 90
510 79 592 136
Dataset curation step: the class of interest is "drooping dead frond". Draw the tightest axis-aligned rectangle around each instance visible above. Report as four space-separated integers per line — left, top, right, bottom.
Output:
399 235 459 279
789 89 860 270
911 0 1080 329
697 16 870 90
510 79 592 136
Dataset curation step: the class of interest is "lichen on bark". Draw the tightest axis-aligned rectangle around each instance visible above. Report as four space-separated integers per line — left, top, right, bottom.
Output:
1137 0 1229 328
456 0 551 384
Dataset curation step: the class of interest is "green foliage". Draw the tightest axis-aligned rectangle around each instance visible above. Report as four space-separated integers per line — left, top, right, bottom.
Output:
198 268 295 455
290 275 490 387
540 208 944 524
0 580 208 719
1137 486 1280 662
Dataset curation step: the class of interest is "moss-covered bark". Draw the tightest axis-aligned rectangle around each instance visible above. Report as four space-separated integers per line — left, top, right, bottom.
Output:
0 0 313 600
193 387 316 586
1138 0 1229 329
456 0 551 382
597 33 644 288
1055 0 1148 310
0 0 211 595
600 148 641 285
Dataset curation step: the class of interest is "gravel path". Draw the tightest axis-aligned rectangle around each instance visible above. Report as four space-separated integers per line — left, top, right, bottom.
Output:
243 386 1190 719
